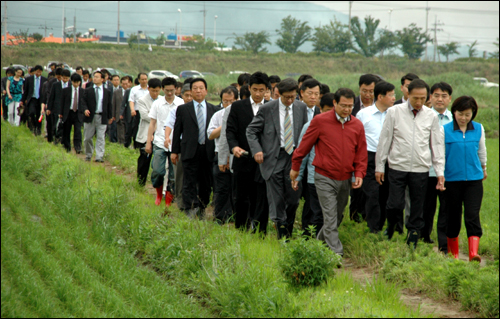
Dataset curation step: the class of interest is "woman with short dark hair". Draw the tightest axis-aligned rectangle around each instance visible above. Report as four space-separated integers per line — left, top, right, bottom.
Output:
443 96 487 262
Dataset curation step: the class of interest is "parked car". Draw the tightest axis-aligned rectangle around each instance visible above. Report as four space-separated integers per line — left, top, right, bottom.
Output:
228 70 248 76
45 61 75 74
473 77 499 89
98 68 131 78
148 70 180 80
179 70 203 79
3 64 29 74
201 72 216 77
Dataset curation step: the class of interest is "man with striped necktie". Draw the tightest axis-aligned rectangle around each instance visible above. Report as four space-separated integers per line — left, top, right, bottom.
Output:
247 78 308 240
171 78 220 218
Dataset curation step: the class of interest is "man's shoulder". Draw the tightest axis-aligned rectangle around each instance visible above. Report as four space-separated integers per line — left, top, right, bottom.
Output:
260 99 279 111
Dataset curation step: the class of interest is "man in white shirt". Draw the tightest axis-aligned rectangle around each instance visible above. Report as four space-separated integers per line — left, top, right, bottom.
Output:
129 72 149 148
146 77 184 206
356 81 395 233
395 73 419 105
135 78 161 186
207 86 238 224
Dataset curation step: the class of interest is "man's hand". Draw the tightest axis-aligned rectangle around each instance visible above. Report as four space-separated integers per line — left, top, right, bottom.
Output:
219 164 226 172
436 176 446 191
254 151 264 164
171 153 178 165
375 172 384 186
164 136 171 149
108 118 114 124
120 115 123 120
59 114 63 118
352 177 363 189
145 141 153 155
290 169 299 182
292 180 299 191
232 146 246 158
85 110 90 117
46 109 51 116
131 109 136 117
483 167 488 181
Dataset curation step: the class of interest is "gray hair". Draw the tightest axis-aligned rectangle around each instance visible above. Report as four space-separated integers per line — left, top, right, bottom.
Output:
181 83 191 95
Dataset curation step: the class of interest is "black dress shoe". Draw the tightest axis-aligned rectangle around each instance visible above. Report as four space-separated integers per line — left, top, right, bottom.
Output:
95 159 104 163
422 237 435 244
75 150 81 154
85 157 91 161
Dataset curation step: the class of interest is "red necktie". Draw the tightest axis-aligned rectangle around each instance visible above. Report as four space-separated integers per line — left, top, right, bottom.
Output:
412 109 418 118
72 90 78 112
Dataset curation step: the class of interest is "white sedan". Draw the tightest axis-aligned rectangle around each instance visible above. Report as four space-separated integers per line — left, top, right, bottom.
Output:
148 70 179 81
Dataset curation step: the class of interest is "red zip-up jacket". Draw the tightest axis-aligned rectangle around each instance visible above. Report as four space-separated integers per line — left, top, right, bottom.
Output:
292 111 368 181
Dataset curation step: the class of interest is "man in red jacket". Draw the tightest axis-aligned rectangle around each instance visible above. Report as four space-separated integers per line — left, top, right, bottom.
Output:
290 88 368 256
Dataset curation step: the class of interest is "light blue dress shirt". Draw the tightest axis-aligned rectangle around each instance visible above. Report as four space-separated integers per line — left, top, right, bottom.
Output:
356 104 388 152
95 85 104 114
307 107 315 122
193 100 207 130
429 107 452 177
297 121 315 184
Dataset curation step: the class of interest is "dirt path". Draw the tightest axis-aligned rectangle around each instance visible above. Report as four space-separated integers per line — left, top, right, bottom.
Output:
343 260 475 318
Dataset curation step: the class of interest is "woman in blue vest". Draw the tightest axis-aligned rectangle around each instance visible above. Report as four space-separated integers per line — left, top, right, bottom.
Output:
443 96 487 262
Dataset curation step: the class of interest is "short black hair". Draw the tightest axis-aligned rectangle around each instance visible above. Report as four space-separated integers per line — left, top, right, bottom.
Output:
47 72 55 79
230 82 238 88
451 96 478 121
220 86 238 100
408 79 429 95
190 78 207 90
120 76 128 83
401 73 419 85
93 70 104 79
161 77 177 87
278 78 299 95
298 74 313 84
100 68 110 77
430 82 453 96
183 77 194 85
61 69 71 77
374 81 396 100
5 68 15 76
175 81 183 88
248 71 270 88
320 93 335 109
49 62 57 68
82 70 90 76
269 75 281 84
239 84 250 100
320 83 330 95
55 68 63 76
14 67 23 74
300 78 321 92
334 88 356 103
70 73 82 83
237 73 251 86
134 77 139 85
358 74 379 87
148 78 162 89
137 72 148 80
110 74 120 81
125 75 133 83
75 66 83 71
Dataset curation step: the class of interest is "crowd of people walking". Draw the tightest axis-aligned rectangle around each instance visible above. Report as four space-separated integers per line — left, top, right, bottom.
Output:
1 65 487 262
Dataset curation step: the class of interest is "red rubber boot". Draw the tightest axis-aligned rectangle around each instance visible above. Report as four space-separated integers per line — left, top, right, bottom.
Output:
165 191 174 207
155 187 162 206
447 237 459 259
468 236 481 263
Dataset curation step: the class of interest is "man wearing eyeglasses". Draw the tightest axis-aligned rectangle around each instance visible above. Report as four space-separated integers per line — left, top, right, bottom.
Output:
247 78 308 240
291 88 367 256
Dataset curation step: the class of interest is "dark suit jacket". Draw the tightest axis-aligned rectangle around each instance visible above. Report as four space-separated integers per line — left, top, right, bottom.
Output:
172 100 220 161
395 98 403 105
352 96 362 117
21 75 47 105
246 99 308 181
61 86 85 123
120 88 132 123
47 81 67 115
112 87 125 120
44 77 58 105
81 85 113 124
84 82 94 89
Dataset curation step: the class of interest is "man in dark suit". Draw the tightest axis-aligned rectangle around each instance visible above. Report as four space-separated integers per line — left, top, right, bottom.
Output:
171 78 220 218
112 76 130 145
61 73 85 153
298 78 321 237
20 65 47 135
81 71 113 162
108 74 122 143
226 72 270 232
394 73 420 105
46 69 71 144
247 78 308 239
121 76 134 147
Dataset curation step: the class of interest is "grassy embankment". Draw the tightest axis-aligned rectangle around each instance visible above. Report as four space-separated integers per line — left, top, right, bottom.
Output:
2 122 423 317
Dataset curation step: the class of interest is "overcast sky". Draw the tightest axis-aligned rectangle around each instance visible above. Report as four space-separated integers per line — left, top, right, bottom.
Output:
311 1 499 52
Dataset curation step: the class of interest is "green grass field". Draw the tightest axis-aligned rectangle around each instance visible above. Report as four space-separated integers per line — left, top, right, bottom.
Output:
1 117 499 317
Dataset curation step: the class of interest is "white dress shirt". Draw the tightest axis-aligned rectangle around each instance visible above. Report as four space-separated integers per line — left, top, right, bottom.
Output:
70 85 79 111
149 96 184 151
279 99 294 148
356 104 388 152
128 85 149 110
94 85 104 113
250 96 264 116
207 107 227 153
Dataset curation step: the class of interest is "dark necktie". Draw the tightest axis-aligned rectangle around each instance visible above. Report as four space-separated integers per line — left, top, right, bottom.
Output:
72 89 78 112
412 109 418 118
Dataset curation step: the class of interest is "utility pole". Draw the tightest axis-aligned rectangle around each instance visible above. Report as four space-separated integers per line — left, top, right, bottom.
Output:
348 1 353 51
73 12 76 43
201 2 206 39
214 15 217 44
425 2 430 60
431 15 444 62
178 8 182 49
3 1 7 46
62 1 65 44
117 1 120 44
39 22 53 38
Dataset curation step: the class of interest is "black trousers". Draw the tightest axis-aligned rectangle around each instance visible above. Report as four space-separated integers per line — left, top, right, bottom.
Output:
300 168 312 232
124 118 133 148
130 112 141 148
445 180 483 238
2 94 8 121
213 153 233 223
135 141 152 187
423 176 448 251
350 186 366 222
62 111 82 152
108 121 117 143
182 144 213 210
363 152 390 232
305 183 324 236
386 168 428 233
28 98 42 134
46 113 61 143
